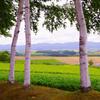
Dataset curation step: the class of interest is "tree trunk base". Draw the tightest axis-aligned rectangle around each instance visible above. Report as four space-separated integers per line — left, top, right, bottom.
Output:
80 86 91 92
7 80 15 84
23 84 30 89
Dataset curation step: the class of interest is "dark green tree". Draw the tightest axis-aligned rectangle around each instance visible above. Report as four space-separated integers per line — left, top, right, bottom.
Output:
0 0 15 36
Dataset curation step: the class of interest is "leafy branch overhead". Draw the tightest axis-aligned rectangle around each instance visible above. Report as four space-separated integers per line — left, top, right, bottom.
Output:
30 1 71 33
43 3 68 32
83 0 100 33
30 0 100 33
0 0 15 36
1 0 100 35
64 0 100 33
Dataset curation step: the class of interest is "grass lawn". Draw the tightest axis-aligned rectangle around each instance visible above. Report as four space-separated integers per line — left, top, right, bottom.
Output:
0 59 100 91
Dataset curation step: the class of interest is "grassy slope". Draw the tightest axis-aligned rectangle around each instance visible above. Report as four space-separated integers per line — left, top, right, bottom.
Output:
0 81 100 100
0 59 100 91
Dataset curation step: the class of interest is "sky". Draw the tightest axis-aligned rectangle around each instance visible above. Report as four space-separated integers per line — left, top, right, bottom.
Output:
0 0 100 45
0 22 100 45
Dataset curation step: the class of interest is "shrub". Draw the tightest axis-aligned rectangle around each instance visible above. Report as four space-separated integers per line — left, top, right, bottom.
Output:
89 59 94 66
0 51 10 62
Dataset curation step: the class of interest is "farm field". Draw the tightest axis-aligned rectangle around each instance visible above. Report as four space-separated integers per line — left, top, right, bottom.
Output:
16 56 100 65
0 59 100 91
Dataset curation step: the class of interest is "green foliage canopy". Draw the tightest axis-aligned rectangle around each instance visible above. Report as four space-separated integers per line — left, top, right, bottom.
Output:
65 0 100 33
0 0 15 36
83 0 100 33
2 0 99 35
30 0 69 33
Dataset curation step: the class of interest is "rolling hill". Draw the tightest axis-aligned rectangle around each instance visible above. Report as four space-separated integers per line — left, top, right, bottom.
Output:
0 42 100 51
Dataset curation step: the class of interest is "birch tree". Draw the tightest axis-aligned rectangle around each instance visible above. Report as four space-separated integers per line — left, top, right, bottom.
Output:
8 0 69 86
24 0 31 87
3 0 99 90
74 0 91 92
8 0 24 83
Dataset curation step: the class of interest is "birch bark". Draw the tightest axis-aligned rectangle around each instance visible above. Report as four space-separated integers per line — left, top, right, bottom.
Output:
24 0 31 87
9 0 23 83
74 0 91 92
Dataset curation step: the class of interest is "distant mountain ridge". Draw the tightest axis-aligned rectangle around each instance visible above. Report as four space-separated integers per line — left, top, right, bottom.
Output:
0 42 100 51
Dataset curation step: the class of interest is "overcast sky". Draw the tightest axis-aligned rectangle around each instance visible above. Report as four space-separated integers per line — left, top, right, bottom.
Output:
0 22 100 45
0 0 100 45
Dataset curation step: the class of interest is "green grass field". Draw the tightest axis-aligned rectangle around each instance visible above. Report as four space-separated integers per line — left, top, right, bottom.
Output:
0 59 100 91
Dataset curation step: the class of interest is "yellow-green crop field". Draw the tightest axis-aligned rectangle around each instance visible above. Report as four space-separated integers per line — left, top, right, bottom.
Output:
0 59 100 91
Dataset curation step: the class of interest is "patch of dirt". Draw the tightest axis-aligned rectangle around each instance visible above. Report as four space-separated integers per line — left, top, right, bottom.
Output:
16 56 100 65
0 81 100 100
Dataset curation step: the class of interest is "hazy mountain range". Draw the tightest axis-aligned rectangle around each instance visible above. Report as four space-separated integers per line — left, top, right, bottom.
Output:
0 42 100 51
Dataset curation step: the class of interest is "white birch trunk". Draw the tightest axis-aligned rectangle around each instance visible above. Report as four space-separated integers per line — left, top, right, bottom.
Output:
8 0 23 83
24 0 31 87
74 0 91 92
